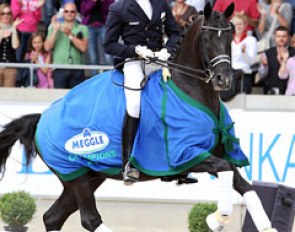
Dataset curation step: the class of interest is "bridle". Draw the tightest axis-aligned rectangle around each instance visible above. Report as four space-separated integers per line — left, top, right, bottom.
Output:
112 20 233 90
153 23 233 84
201 25 232 71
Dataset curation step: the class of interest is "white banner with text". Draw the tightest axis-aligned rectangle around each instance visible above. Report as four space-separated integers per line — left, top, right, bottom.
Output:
0 103 294 201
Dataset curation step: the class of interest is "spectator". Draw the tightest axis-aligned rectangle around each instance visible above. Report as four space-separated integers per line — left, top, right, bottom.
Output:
213 0 260 33
24 32 53 88
166 0 173 7
0 0 10 4
291 33 295 48
104 0 179 184
43 0 57 30
284 0 295 34
186 0 204 12
0 4 21 87
65 0 81 11
172 0 198 30
11 0 45 62
44 2 88 89
278 46 295 95
80 0 114 76
231 13 258 94
259 26 295 94
257 0 293 50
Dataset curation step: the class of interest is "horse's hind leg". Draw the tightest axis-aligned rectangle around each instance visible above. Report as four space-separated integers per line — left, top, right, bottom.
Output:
43 187 78 231
67 172 112 232
231 165 276 232
43 173 106 232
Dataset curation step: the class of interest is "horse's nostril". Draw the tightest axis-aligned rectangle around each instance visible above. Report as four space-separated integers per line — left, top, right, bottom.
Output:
216 75 224 83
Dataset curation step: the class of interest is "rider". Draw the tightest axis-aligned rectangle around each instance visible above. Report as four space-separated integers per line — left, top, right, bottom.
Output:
104 0 180 184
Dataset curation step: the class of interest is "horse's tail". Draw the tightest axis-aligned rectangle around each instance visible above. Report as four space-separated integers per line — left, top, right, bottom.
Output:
0 113 41 178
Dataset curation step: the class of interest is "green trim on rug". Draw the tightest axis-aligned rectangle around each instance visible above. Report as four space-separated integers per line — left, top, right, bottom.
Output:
131 152 212 176
55 167 90 181
160 80 171 166
166 79 222 153
55 167 121 182
167 79 218 122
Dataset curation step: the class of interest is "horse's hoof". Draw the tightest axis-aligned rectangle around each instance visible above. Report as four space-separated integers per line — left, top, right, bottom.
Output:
206 211 229 232
176 176 198 185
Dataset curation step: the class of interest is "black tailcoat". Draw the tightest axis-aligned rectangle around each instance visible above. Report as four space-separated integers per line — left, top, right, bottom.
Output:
104 0 180 59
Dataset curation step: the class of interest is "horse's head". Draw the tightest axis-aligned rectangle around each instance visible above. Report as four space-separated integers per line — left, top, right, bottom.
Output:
202 2 234 91
172 2 235 91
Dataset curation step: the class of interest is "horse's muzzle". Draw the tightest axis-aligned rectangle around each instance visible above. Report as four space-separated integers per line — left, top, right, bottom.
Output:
212 73 233 91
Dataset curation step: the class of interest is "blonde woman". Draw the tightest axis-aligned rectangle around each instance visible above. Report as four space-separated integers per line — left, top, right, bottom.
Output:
0 4 22 87
231 13 258 93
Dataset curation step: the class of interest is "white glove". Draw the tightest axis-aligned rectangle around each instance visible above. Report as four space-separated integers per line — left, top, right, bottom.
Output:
154 48 171 61
135 45 154 59
162 67 171 83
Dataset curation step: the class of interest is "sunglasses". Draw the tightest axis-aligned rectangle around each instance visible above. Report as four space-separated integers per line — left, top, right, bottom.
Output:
64 10 76 14
1 12 11 16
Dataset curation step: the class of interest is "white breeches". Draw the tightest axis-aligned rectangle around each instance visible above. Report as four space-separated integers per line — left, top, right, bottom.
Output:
123 60 160 118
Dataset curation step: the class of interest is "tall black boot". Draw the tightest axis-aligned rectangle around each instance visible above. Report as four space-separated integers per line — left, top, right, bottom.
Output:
122 112 140 185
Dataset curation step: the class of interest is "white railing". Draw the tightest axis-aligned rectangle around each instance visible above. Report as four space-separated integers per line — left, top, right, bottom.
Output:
0 62 113 87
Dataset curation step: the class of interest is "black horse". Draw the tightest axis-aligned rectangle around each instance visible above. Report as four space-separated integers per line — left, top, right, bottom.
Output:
0 3 276 232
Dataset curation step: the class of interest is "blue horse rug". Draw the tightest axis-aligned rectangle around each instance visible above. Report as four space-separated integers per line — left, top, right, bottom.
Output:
35 69 249 181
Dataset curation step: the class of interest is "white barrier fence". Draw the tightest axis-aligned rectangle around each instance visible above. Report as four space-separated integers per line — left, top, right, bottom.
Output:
0 93 294 203
0 62 113 87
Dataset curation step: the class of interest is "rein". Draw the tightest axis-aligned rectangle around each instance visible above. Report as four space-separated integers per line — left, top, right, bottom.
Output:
111 23 232 90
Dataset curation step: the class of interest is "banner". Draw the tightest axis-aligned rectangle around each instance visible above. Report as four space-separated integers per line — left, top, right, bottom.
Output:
0 103 294 201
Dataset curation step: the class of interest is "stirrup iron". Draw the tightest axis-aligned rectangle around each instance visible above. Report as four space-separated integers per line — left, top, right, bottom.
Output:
123 162 140 185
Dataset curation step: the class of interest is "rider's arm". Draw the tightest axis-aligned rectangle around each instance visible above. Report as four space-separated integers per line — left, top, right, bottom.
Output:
103 3 137 59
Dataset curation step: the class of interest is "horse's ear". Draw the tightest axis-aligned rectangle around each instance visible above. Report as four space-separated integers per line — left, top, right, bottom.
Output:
204 2 212 19
224 3 235 20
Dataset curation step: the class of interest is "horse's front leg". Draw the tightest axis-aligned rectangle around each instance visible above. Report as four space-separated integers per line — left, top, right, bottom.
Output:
231 165 277 232
191 156 235 231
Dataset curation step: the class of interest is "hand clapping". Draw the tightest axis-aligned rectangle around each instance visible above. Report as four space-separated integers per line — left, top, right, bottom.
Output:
277 47 289 64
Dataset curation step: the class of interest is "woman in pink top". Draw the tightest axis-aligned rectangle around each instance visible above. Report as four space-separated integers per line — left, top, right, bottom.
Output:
11 0 45 61
278 51 295 95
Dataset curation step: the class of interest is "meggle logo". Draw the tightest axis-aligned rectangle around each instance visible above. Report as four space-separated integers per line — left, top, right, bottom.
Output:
65 128 109 155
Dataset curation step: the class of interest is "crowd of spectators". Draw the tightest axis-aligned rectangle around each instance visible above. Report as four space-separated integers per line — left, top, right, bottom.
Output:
0 0 294 96
0 0 114 89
